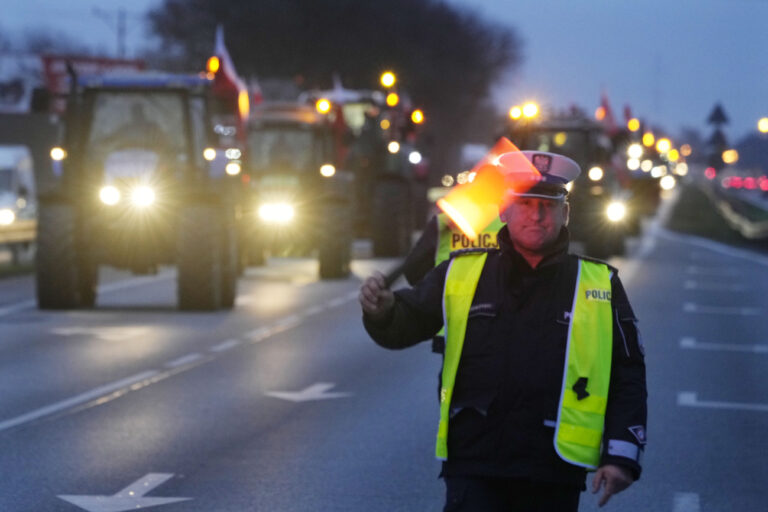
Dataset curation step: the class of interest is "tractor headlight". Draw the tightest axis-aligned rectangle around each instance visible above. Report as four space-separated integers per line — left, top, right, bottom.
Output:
588 166 604 181
320 164 336 177
0 208 16 225
99 186 121 206
131 186 156 207
660 175 677 190
606 201 627 222
258 203 295 223
225 161 242 176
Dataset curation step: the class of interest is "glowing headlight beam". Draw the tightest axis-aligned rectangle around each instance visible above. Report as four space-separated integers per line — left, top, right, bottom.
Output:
660 175 677 190
606 201 627 222
588 166 604 181
131 186 156 207
0 208 16 225
258 203 295 223
50 147 67 161
99 186 121 206
203 148 217 161
226 162 242 176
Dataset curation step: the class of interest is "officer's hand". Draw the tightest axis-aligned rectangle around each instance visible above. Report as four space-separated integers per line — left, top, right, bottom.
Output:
359 271 395 321
592 464 633 507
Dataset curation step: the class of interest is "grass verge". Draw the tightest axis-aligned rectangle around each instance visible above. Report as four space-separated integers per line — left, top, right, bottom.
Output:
664 183 768 254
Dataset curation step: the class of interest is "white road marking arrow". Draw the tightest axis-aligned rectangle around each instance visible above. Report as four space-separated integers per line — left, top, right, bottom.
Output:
265 382 352 402
58 473 191 512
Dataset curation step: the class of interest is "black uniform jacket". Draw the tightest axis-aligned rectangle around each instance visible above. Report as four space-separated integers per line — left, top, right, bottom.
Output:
364 227 647 487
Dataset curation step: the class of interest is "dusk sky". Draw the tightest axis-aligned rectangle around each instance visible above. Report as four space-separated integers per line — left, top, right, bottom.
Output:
4 0 767 141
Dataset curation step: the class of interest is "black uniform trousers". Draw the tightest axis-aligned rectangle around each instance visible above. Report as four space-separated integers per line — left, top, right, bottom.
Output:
444 476 581 512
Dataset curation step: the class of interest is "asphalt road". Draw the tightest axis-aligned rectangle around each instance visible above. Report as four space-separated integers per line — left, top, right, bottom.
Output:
1 219 767 511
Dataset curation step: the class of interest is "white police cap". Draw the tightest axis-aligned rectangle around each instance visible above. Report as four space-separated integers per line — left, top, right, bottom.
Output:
497 150 581 200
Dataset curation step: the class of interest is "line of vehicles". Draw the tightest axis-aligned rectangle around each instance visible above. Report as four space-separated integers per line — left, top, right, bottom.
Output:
4 52 669 311
31 54 429 310
501 106 667 258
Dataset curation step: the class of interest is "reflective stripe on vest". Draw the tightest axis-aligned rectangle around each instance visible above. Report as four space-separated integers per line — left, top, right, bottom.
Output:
436 252 488 460
554 259 613 469
437 255 612 467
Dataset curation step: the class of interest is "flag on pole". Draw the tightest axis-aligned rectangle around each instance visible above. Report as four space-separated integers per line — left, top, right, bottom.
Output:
212 25 249 130
597 91 618 136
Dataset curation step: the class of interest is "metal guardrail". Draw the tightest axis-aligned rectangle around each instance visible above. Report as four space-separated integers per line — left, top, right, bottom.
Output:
0 219 36 246
703 183 768 240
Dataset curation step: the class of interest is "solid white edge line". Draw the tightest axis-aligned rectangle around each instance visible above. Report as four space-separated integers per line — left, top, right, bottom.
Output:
0 370 158 431
657 227 768 267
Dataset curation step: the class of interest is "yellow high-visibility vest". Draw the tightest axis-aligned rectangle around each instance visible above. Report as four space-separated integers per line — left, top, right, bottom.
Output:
433 214 504 339
437 254 613 469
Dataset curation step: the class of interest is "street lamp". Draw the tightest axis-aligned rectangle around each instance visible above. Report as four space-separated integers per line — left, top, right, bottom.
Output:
509 106 522 120
722 149 739 164
759 117 768 134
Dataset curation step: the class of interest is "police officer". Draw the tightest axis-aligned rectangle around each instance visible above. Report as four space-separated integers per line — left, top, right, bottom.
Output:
359 151 647 511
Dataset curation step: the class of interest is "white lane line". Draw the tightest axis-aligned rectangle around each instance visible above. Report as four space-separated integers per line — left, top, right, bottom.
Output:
164 353 204 368
673 492 700 512
245 326 272 343
304 305 326 316
0 290 359 430
274 314 302 329
678 392 768 412
327 296 349 308
680 337 768 353
684 280 746 291
0 371 158 432
209 339 242 353
683 302 761 315
685 265 741 276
